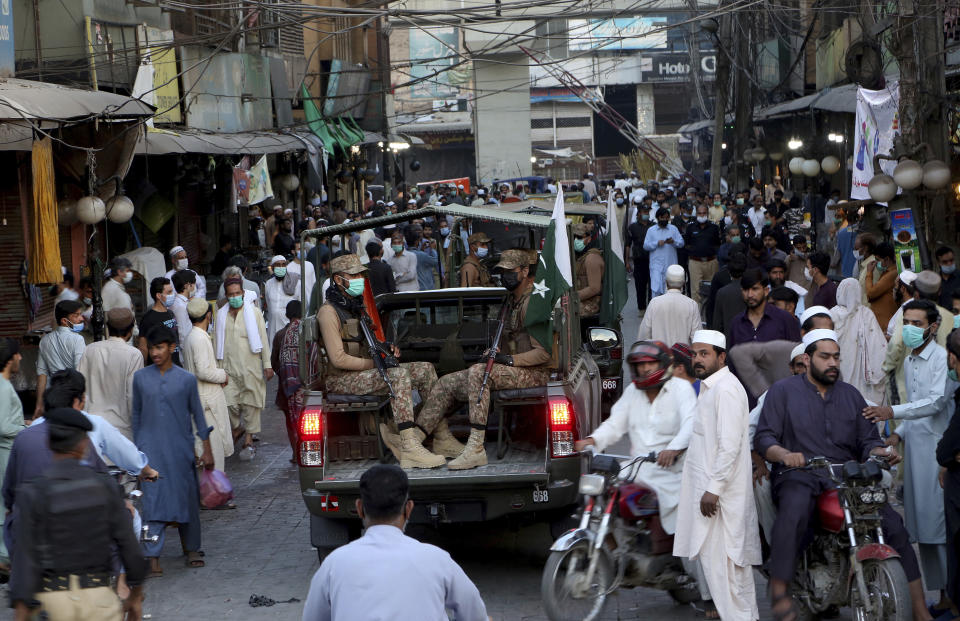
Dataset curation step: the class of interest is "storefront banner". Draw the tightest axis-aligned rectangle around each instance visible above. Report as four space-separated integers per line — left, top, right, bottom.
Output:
851 82 900 200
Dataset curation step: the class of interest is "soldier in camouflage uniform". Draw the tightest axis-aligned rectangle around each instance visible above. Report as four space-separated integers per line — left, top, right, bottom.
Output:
573 222 604 319
395 248 553 470
317 254 446 468
459 232 494 287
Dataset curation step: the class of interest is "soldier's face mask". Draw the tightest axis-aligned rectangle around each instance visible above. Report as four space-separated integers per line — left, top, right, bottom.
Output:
501 268 524 291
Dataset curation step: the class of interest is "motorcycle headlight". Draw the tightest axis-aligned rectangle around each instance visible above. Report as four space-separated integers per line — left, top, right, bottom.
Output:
871 490 887 504
860 491 874 504
578 473 606 496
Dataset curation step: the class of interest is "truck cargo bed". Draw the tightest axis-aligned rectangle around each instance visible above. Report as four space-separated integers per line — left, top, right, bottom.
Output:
316 442 548 490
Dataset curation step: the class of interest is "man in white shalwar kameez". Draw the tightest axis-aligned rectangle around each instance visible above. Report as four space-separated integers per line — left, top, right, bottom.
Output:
182 297 234 476
637 265 702 347
643 208 685 298
674 329 761 621
575 340 696 534
218 278 273 460
264 255 300 344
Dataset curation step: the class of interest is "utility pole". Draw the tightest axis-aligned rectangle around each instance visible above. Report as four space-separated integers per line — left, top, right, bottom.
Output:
732 11 753 191
376 13 392 200
887 0 949 265
708 14 731 194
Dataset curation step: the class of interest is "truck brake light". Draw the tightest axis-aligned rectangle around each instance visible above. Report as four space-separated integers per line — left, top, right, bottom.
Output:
548 397 576 457
299 407 324 467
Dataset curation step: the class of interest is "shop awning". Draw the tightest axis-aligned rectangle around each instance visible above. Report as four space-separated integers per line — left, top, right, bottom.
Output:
0 78 154 122
136 128 318 155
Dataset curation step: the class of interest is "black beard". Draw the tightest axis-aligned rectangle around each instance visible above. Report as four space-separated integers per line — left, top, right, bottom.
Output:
810 364 839 385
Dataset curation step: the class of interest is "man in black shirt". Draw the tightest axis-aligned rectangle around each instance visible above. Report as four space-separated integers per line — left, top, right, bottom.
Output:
10 407 146 620
273 218 296 258
684 204 722 305
936 246 960 309
210 235 233 276
365 240 397 297
138 277 180 366
625 205 653 312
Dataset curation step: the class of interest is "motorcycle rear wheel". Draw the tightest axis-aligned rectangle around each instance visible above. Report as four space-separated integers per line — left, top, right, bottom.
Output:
850 558 911 621
540 541 614 621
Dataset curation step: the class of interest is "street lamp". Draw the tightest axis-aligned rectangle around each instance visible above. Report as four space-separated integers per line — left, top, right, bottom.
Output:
788 138 804 150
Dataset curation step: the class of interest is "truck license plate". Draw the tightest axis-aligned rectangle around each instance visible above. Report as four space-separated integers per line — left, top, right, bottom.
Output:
533 489 550 503
602 379 618 390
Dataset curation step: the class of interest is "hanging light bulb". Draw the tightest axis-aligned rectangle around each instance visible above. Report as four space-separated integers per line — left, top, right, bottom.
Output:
76 195 106 224
922 160 951 189
106 195 135 223
892 159 923 190
867 174 898 203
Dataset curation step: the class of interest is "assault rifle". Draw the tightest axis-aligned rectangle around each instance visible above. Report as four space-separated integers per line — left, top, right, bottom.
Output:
357 311 399 399
476 300 511 405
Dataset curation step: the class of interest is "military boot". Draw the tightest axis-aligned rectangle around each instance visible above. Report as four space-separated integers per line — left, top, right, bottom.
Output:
399 428 446 469
448 428 487 470
430 419 466 458
379 423 403 461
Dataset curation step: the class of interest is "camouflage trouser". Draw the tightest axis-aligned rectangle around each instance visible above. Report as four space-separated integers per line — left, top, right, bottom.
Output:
418 363 550 431
325 361 437 425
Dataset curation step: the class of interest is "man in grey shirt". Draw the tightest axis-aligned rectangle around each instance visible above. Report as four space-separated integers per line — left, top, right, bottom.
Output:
34 300 87 419
302 465 487 621
385 231 419 292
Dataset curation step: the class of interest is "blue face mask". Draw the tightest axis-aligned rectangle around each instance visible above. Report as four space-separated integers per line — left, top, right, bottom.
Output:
274 267 287 278
954 315 960 330
346 278 365 297
476 247 488 258
440 227 450 236
573 238 586 253
70 320 84 333
228 296 244 309
902 324 928 349
616 198 624 206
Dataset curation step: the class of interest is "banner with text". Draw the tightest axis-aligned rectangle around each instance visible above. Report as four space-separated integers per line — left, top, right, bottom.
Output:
851 82 900 200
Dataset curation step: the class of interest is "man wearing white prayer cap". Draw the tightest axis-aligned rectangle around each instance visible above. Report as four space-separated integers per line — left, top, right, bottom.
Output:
638 265 701 347
165 245 207 300
675 329 760 621
264 255 300 344
755 328 929 621
799 305 834 333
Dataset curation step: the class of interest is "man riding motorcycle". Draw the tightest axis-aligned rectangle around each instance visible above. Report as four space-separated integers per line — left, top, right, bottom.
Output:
574 340 697 534
754 329 931 621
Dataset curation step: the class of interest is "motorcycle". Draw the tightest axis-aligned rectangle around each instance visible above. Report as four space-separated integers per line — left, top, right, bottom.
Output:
779 456 911 621
540 448 699 621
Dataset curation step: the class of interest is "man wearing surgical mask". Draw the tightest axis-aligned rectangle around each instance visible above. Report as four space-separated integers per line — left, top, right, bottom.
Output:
317 255 443 468
460 232 494 287
936 246 960 310
102 256 135 315
34 300 87 420
165 246 207 300
572 222 604 319
386 231 419 292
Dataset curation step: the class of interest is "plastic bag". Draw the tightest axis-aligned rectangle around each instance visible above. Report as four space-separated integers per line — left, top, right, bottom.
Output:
199 468 234 508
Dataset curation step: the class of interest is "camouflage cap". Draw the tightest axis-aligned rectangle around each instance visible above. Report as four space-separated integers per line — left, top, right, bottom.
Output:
329 253 368 275
468 232 491 245
495 248 533 270
571 222 588 236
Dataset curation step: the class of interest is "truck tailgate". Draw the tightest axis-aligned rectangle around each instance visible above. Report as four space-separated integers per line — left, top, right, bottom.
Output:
315 444 548 491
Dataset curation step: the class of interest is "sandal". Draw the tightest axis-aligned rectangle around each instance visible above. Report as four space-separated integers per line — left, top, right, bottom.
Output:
201 501 237 511
771 591 799 621
703 601 719 619
186 551 205 568
148 557 163 578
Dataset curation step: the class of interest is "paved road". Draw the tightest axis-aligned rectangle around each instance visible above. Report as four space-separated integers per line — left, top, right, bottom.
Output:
0 285 779 620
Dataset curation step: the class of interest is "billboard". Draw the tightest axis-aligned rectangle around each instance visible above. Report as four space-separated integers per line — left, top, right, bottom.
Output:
409 27 460 100
640 53 717 83
569 17 668 51
0 0 12 78
138 27 181 124
851 82 900 201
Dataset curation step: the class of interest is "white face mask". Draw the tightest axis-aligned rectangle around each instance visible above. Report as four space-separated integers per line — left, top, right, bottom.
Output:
804 267 812 281
123 271 133 284
852 250 862 261
164 293 176 307
176 258 189 271
696 216 708 224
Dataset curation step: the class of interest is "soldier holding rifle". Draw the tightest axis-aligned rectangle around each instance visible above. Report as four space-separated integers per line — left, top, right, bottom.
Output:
316 254 445 469
407 249 553 471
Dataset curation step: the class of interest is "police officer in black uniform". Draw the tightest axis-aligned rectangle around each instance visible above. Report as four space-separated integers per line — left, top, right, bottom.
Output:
9 408 146 621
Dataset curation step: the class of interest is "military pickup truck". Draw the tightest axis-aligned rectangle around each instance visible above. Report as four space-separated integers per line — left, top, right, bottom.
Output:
295 205 623 559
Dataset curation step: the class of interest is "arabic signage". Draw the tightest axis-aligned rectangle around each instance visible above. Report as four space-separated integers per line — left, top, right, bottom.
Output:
639 53 716 83
569 17 668 51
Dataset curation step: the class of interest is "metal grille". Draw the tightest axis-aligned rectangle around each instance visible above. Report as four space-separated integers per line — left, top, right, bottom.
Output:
279 3 305 57
556 116 591 128
530 118 552 129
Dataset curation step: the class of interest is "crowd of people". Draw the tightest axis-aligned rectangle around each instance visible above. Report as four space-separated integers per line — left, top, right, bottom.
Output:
6 167 960 620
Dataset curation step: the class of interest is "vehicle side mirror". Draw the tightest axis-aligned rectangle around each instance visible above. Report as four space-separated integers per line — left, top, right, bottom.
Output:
588 327 619 351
